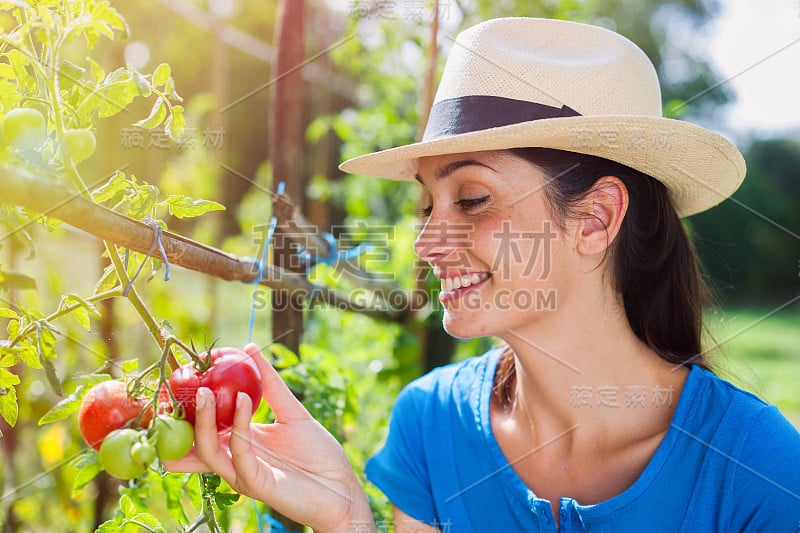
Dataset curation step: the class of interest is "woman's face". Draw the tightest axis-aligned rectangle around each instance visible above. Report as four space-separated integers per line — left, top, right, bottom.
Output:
413 150 576 339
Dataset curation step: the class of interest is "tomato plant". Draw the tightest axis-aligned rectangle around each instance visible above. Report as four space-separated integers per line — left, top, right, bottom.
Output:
167 347 262 433
77 379 152 450
0 1 236 530
0 1 369 530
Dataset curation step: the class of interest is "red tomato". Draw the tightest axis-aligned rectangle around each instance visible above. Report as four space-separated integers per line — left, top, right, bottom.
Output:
78 380 153 450
166 347 262 433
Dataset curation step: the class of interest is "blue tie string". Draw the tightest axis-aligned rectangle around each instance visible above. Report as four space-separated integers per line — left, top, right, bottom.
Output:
246 181 285 344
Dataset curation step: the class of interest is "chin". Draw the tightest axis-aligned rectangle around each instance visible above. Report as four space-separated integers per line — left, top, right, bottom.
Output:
441 312 494 340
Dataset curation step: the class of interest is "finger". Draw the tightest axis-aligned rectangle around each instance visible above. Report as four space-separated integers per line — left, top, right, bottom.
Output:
163 449 208 473
244 343 311 423
192 387 238 482
229 392 272 493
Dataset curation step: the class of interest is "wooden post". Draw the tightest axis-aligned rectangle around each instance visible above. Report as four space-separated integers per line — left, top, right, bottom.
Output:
268 0 305 531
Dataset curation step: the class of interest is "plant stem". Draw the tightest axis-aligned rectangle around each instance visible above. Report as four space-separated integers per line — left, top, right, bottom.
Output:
106 243 177 368
8 287 123 348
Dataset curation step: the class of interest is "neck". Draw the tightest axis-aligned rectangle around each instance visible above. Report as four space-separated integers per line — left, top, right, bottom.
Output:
499 295 688 444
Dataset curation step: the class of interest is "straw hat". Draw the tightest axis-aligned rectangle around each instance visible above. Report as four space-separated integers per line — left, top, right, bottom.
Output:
339 17 745 217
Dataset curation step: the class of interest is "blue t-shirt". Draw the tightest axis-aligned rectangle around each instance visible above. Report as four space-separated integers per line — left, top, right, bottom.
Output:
366 349 800 532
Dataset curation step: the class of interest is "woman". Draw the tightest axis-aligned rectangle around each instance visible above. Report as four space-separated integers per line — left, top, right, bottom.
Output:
167 18 800 532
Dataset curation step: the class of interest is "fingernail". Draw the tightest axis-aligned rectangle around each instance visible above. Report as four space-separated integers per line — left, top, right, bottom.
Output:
236 391 246 409
197 387 210 409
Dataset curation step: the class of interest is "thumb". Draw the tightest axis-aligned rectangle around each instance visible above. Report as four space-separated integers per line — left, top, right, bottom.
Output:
243 343 311 423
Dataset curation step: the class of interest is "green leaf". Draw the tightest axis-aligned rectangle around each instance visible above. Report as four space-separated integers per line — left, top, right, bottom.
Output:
130 513 164 531
202 472 221 492
0 346 15 367
36 326 62 396
214 491 240 508
38 393 81 425
40 356 62 396
164 195 225 219
0 367 20 388
120 359 138 373
98 70 137 118
133 99 166 129
6 317 20 338
0 307 18 319
94 264 120 294
58 60 85 91
38 325 58 359
37 374 111 426
6 49 34 91
161 474 190 524
0 64 16 78
17 344 41 369
164 105 185 141
119 494 136 518
69 451 103 496
92 2 129 36
0 385 18 426
164 77 182 102
128 183 159 220
60 294 101 331
96 520 120 533
92 170 129 204
87 57 105 83
0 270 36 291
152 63 170 87
131 69 151 97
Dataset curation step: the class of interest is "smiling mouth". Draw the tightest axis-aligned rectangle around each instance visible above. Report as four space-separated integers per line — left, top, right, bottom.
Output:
440 272 491 292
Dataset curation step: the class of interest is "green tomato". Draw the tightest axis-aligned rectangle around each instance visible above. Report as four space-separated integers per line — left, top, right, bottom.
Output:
99 429 148 480
153 415 194 461
62 128 96 162
2 108 47 150
130 441 157 465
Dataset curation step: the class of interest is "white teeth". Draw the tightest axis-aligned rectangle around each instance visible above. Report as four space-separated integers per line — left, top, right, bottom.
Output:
440 272 490 291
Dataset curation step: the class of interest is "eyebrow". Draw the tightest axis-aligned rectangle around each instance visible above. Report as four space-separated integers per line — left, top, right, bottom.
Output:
413 158 496 184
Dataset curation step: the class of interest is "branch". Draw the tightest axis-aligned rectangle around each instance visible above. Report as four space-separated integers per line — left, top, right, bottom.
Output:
0 165 414 322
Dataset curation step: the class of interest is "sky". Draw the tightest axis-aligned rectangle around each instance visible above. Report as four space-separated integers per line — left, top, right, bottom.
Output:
707 0 800 138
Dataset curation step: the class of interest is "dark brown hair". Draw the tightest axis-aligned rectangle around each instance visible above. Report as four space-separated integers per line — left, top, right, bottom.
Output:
493 147 710 406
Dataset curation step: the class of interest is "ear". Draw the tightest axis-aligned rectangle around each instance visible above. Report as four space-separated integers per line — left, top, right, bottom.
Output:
574 176 629 257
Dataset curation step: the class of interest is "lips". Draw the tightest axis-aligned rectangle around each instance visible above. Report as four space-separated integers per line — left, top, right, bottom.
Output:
440 272 490 292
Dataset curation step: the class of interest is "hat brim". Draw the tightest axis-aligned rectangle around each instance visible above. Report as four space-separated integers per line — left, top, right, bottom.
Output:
339 115 745 218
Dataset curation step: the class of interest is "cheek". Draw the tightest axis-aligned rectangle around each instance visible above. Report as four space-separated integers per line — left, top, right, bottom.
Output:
478 215 559 282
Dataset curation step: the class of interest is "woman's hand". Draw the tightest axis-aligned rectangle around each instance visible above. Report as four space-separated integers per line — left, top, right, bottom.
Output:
164 343 374 533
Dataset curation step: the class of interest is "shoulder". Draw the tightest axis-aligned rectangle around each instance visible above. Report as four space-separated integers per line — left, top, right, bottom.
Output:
386 348 501 439
686 367 788 424
687 368 800 528
396 348 501 412
687 367 799 449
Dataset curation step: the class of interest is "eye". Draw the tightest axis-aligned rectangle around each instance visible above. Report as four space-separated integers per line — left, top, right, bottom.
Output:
418 204 433 218
455 195 490 212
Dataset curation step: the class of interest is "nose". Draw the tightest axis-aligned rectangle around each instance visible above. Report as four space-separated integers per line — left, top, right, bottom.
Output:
413 216 464 263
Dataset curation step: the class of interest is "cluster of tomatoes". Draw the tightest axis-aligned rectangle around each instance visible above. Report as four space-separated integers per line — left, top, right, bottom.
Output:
1 107 96 162
78 347 263 480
